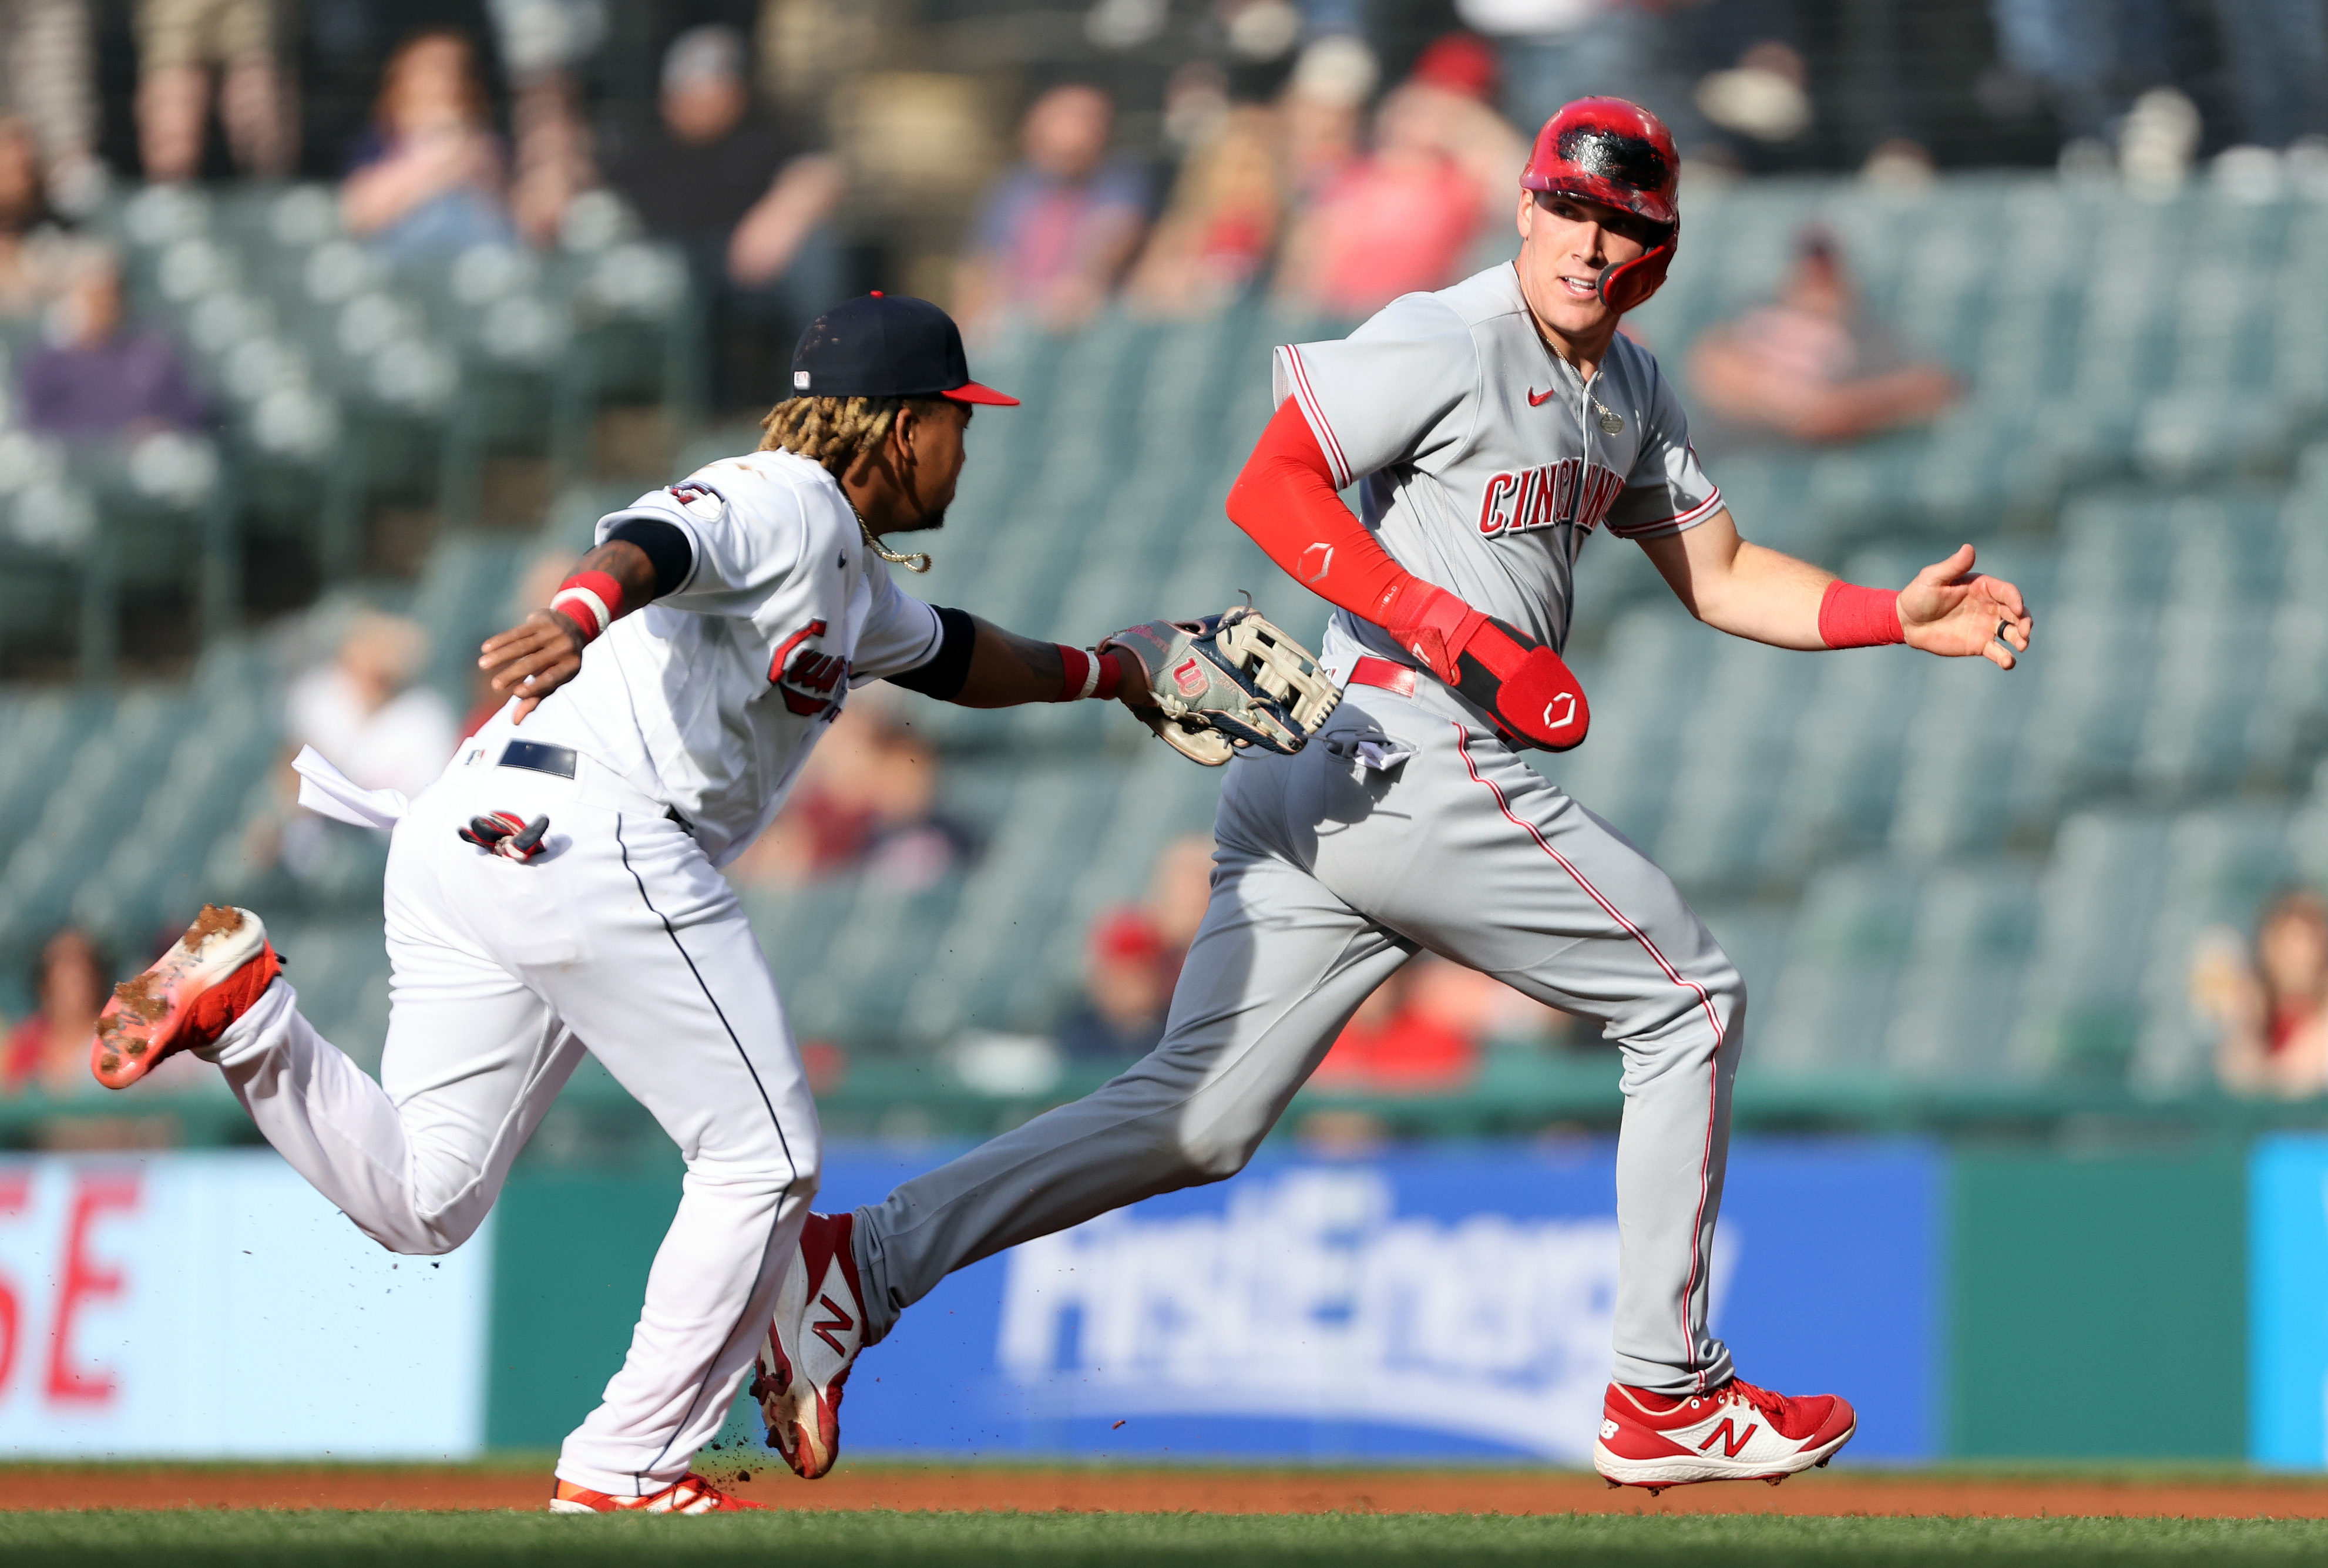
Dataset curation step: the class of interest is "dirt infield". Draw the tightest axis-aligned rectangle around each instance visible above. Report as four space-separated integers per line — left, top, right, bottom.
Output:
5 1464 2328 1517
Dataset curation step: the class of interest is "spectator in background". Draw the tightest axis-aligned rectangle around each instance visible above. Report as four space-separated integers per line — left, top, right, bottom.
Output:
286 609 458 800
1396 33 1528 246
485 0 603 246
955 84 1149 340
1054 907 1174 1062
1277 32 1372 209
0 116 67 320
731 694 973 891
2 927 110 1096
2196 889 2328 1098
1052 834 1217 1062
1456 0 1657 142
341 29 516 258
135 0 293 182
1311 956 1481 1093
17 245 206 438
1126 103 1284 316
601 24 842 411
1686 225 1959 451
0 0 100 213
1144 831 1215 960
1275 73 1484 318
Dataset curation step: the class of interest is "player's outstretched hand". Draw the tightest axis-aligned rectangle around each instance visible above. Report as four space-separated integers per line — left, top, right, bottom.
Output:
479 609 587 724
1897 543 2033 671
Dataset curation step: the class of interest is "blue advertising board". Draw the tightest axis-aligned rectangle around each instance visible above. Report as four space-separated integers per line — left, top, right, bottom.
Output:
817 1137 1940 1463
2250 1134 2328 1466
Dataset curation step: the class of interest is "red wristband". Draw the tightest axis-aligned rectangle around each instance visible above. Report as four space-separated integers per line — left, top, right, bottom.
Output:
1053 646 1096 701
1818 581 1904 649
550 570 624 643
1050 646 1131 701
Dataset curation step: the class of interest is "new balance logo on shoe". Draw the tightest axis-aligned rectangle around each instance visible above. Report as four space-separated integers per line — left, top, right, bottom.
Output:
1593 1376 1857 1492
812 1294 855 1357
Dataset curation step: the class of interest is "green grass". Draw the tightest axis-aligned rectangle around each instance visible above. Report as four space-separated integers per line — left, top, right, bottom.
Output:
6 1512 2328 1566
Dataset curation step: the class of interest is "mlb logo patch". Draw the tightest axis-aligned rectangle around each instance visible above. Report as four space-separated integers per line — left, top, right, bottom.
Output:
1171 657 1208 697
794 371 811 390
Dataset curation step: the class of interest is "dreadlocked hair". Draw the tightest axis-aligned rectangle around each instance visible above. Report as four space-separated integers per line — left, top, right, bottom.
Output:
758 394 946 572
760 395 911 475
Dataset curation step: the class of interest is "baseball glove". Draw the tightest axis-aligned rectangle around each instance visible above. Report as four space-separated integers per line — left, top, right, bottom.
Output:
1102 604 1341 766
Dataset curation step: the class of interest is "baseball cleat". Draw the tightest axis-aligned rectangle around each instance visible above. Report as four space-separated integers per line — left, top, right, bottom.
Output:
754 1210 866 1479
1592 1376 1855 1489
92 905 282 1090
548 1474 762 1513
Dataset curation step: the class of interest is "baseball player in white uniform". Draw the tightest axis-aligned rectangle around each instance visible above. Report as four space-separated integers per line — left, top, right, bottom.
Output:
89 294 1170 1513
754 100 2034 1491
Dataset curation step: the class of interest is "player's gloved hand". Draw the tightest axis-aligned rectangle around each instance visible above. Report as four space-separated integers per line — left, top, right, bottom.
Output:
1372 578 1590 751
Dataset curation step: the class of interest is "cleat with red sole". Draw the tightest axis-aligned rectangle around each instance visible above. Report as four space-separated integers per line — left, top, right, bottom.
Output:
92 905 281 1090
1592 1375 1855 1490
754 1211 865 1479
548 1474 761 1513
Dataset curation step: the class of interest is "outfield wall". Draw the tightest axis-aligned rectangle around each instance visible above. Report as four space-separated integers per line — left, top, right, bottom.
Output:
0 1137 2299 1463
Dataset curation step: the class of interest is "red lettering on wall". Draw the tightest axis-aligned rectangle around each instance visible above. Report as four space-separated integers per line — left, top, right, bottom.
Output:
0 1171 28 1397
46 1173 140 1405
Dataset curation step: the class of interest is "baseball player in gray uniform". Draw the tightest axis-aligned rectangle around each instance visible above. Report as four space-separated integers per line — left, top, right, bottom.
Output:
758 99 2033 1492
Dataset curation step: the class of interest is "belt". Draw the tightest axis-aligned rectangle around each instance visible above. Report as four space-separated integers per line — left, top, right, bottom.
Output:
496 740 694 835
1348 656 1417 696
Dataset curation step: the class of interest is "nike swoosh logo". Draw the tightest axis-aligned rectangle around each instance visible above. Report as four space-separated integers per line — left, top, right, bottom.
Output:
1527 387 1556 407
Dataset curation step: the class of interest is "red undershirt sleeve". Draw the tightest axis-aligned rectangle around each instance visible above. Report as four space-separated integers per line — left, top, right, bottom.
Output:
1225 399 1414 624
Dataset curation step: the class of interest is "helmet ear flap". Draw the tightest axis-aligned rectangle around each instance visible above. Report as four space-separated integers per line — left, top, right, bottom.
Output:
1597 233 1675 313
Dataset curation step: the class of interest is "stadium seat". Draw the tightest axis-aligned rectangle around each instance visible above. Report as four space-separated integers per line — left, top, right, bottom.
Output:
1751 859 1921 1075
2008 810 2172 1081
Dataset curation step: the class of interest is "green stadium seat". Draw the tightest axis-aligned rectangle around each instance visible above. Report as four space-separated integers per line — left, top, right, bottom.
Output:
1751 859 1920 1075
1882 861 2042 1082
2008 810 2171 1080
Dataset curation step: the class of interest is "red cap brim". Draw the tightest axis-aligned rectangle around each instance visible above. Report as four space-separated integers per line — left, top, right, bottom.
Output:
942 381 1020 407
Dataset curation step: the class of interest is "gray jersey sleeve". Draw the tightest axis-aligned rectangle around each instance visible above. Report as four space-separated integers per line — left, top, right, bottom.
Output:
1272 294 1480 489
1601 354 1723 540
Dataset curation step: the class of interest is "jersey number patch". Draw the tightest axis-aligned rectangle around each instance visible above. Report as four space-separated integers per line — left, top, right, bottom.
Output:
770 620 849 717
1478 458 1624 539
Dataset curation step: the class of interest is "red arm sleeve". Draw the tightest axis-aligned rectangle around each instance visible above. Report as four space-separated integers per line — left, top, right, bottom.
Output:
1225 399 1413 625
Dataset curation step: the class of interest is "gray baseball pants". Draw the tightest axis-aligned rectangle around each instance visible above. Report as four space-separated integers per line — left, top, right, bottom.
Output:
852 678 1744 1395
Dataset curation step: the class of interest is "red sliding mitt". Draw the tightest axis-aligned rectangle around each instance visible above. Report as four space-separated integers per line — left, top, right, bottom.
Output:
1373 578 1589 750
1227 399 1590 752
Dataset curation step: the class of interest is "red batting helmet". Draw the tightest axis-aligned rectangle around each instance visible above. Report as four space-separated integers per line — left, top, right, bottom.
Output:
1520 98 1679 313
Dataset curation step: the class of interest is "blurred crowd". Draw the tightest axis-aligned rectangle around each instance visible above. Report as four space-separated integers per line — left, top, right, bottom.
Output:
0 0 2311 418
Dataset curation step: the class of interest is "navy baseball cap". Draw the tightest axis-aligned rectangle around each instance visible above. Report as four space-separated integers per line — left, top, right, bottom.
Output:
789 293 1020 406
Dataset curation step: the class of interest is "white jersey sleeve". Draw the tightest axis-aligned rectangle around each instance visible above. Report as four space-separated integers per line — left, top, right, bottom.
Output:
851 569 944 683
592 476 812 615
1600 354 1722 540
1272 293 1479 489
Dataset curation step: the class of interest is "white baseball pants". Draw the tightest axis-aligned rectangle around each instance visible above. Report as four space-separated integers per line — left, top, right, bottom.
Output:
853 677 1744 1396
206 749 820 1495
